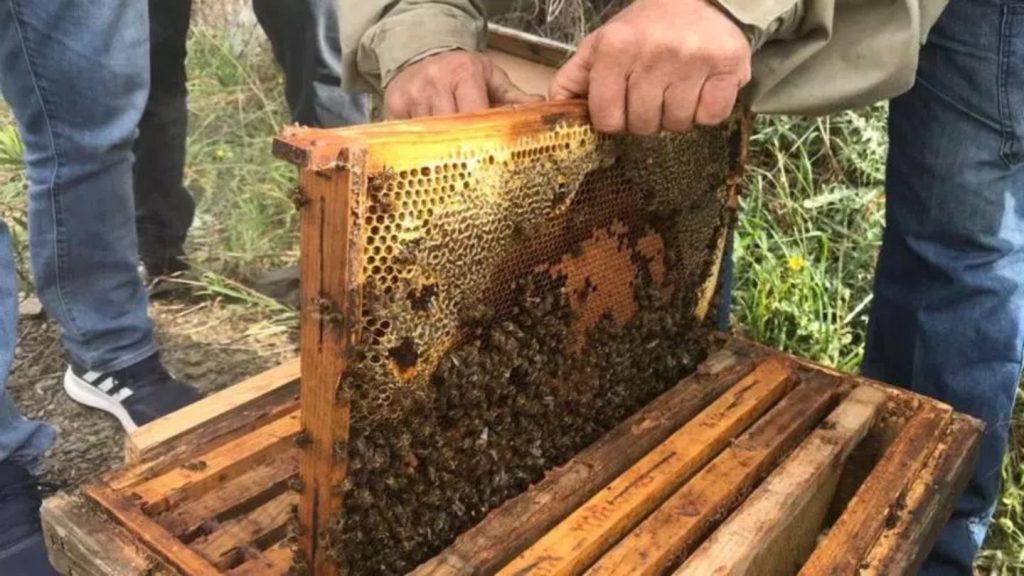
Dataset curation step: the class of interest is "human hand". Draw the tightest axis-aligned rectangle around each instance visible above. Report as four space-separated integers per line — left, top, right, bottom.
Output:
550 0 751 134
384 50 544 119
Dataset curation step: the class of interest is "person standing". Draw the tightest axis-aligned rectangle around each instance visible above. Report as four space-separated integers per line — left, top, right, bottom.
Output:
136 0 369 280
0 1 201 573
340 0 1016 573
862 0 1024 569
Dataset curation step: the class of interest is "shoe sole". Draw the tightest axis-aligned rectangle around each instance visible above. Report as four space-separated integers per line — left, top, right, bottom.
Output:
63 369 139 433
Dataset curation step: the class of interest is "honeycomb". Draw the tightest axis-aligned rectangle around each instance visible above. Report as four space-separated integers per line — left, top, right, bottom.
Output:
314 112 746 574
350 121 739 417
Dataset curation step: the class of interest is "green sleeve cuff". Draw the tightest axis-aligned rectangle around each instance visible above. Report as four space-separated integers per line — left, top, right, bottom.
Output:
711 0 803 50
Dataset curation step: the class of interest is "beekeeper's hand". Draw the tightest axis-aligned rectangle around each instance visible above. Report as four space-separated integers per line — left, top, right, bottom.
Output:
384 50 543 119
550 0 751 134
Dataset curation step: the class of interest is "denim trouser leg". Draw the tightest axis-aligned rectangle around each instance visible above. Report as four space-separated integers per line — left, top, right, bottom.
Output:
0 0 155 380
252 0 369 128
135 0 195 268
862 0 1024 572
0 223 55 466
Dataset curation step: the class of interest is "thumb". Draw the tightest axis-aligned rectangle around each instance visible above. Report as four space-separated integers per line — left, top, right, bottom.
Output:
549 33 596 101
486 64 545 106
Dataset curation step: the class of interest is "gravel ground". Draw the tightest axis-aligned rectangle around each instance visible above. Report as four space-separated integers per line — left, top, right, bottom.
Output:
7 295 297 491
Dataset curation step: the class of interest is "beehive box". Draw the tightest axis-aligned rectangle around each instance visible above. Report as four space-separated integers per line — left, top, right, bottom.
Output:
42 337 981 576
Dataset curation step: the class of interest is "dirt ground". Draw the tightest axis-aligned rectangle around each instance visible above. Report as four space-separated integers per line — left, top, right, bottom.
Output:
7 294 297 492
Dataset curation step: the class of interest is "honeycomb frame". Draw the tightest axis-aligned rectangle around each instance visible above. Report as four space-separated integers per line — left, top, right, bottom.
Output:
275 100 749 574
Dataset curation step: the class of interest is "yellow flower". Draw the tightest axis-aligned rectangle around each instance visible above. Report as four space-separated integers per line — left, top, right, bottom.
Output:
214 149 226 159
787 255 806 272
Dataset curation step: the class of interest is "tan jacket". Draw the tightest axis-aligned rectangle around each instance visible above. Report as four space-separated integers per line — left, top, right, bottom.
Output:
340 0 949 115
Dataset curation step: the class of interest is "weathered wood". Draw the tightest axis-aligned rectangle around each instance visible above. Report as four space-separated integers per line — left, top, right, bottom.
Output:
192 492 298 570
125 410 301 515
109 406 299 493
42 492 172 576
295 144 364 574
587 375 839 576
227 542 295 576
157 452 297 538
798 402 953 575
859 416 983 576
412 347 761 576
126 358 300 463
86 486 222 576
676 385 887 576
497 357 797 576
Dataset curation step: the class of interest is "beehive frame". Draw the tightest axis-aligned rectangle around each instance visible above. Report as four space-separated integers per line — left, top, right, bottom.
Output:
274 100 747 573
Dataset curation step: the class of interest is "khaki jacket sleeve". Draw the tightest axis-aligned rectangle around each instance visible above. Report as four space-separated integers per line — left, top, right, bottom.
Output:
341 0 488 94
717 0 949 115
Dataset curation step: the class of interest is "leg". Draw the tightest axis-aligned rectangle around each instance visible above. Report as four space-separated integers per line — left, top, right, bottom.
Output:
863 0 1024 572
135 0 195 276
0 0 155 372
0 223 55 467
0 0 199 434
251 0 368 128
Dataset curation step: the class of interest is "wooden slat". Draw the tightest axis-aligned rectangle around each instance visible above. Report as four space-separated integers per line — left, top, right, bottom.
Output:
497 357 798 576
586 375 838 576
798 402 953 575
126 410 301 514
296 145 364 574
413 347 760 576
859 416 983 575
41 493 173 576
486 24 574 68
193 492 298 570
85 486 222 576
109 406 300 493
126 358 300 463
227 542 295 576
676 385 887 576
157 452 297 538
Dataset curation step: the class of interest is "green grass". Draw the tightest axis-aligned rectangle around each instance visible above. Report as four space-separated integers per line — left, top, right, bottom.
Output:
733 109 887 371
0 23 1021 573
180 27 299 279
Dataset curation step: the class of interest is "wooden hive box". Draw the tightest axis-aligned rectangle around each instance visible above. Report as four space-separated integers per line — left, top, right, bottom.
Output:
42 337 981 576
40 26 982 576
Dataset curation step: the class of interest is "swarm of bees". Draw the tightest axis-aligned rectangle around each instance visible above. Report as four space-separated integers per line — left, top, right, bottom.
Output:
329 275 710 575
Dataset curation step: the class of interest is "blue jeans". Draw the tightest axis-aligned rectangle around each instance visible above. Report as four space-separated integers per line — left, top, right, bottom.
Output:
862 0 1024 572
0 0 156 466
252 0 370 128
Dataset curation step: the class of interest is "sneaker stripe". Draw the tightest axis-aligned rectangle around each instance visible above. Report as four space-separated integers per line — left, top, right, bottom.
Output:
82 370 104 382
97 377 116 393
114 388 134 402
